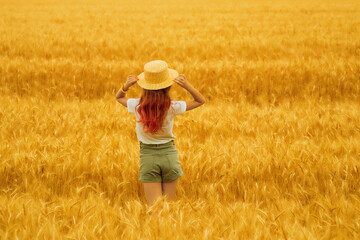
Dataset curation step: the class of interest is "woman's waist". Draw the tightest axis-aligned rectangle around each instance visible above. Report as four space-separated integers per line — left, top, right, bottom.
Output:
140 139 174 146
139 139 176 151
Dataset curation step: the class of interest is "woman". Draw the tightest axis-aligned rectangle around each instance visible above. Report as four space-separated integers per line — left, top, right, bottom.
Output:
115 60 205 206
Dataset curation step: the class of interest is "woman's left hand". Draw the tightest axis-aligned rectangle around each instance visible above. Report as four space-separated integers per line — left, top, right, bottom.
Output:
124 75 139 90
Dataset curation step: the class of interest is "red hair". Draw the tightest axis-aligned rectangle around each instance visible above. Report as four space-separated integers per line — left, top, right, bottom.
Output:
135 86 172 134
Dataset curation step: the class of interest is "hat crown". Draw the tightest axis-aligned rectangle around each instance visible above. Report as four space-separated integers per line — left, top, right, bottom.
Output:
144 60 170 85
137 60 178 90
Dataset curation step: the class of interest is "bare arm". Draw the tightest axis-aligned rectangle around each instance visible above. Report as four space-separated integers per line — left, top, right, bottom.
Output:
173 74 206 111
115 75 139 107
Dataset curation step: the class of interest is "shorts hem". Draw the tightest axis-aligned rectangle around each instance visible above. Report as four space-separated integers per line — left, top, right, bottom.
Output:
162 172 183 183
139 172 183 183
140 180 162 183
139 177 162 182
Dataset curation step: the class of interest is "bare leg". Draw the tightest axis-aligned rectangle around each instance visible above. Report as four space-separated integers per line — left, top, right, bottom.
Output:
143 182 162 206
162 178 179 200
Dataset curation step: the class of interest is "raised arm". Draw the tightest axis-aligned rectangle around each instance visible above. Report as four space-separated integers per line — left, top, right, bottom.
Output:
115 75 139 107
173 74 206 111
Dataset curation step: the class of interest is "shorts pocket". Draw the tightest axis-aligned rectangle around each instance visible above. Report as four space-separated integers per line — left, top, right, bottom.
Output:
166 152 182 173
172 159 182 174
139 155 154 175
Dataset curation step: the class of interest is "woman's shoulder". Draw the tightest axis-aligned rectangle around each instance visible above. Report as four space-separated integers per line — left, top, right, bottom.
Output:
127 98 140 106
170 100 186 115
171 100 185 104
128 98 140 103
170 100 184 108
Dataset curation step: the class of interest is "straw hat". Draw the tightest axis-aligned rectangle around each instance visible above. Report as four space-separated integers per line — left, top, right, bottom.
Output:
137 60 179 90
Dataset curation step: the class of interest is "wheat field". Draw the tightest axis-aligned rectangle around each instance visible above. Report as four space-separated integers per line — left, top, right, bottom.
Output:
1 0 360 239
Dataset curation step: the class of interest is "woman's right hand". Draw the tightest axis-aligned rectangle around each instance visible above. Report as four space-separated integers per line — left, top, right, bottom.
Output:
124 75 139 91
173 74 192 89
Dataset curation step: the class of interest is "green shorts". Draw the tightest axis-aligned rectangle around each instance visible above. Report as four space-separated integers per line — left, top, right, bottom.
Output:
139 140 184 183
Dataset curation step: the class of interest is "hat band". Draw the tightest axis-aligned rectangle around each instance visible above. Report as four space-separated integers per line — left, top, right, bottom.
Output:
144 69 170 84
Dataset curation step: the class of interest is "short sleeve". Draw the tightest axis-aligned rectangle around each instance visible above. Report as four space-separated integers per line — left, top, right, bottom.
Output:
172 101 186 115
127 98 139 114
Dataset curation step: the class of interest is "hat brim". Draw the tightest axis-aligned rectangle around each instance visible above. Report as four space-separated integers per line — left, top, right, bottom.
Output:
137 68 179 90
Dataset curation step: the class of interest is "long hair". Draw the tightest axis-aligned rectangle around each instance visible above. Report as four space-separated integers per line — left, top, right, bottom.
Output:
135 86 172 134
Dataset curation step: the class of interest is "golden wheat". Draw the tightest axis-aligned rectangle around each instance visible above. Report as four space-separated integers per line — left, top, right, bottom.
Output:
0 0 359 239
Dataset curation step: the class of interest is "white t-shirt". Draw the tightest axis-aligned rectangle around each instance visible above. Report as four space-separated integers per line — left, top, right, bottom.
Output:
127 98 187 144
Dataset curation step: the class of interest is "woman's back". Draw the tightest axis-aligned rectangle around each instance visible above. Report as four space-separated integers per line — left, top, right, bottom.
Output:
127 98 186 144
